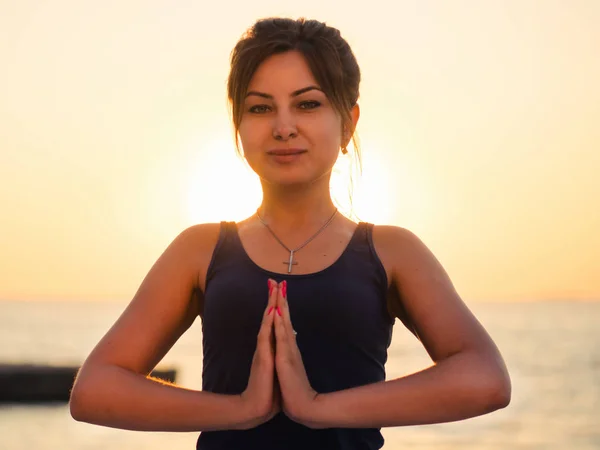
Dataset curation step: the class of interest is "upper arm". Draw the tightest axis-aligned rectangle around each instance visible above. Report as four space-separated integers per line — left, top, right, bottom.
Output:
373 225 499 363
80 223 221 375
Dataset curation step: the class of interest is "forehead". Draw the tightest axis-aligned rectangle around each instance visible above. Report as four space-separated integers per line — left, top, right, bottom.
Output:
248 50 319 93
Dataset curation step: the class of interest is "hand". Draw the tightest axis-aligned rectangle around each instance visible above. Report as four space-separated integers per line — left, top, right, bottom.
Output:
239 279 281 429
274 280 321 427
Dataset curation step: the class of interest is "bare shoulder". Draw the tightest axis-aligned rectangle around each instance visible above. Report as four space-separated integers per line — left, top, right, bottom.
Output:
174 222 222 253
371 224 450 286
370 224 440 291
370 225 424 271
173 222 222 292
372 224 492 361
78 222 222 376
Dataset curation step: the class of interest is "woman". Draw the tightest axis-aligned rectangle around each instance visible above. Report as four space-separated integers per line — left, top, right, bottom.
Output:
70 17 511 449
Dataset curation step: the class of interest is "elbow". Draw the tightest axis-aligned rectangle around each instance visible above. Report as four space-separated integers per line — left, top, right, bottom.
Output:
482 371 512 412
69 381 87 422
495 376 512 409
69 370 96 423
466 349 511 413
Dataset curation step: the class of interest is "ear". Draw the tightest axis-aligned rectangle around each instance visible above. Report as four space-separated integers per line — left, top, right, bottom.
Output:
350 103 360 130
341 104 360 151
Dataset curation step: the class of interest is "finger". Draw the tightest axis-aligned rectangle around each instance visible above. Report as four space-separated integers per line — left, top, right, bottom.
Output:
267 278 279 309
267 280 278 349
261 279 278 325
277 280 296 339
274 287 295 348
258 280 278 346
258 309 274 350
262 279 278 322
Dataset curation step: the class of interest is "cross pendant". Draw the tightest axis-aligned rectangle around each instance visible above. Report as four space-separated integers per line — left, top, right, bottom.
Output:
283 250 298 273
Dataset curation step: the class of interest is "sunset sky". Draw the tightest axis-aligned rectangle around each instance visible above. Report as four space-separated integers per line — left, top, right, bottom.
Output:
1 1 598 303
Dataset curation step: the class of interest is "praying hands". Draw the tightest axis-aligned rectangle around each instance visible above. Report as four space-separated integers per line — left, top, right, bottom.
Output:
240 279 321 429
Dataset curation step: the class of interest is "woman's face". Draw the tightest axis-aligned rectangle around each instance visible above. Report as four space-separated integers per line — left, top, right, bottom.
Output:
238 50 348 187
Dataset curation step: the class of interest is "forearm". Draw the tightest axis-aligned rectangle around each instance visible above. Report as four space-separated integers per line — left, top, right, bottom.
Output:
70 364 256 432
311 351 511 429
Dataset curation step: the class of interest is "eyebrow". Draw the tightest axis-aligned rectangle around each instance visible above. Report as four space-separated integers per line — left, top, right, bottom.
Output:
245 85 323 99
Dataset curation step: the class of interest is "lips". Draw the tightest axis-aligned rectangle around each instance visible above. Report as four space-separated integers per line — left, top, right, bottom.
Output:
267 148 307 156
266 148 307 164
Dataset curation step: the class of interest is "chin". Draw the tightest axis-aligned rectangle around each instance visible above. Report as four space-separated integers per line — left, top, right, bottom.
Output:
252 160 331 188
262 171 321 188
269 177 312 188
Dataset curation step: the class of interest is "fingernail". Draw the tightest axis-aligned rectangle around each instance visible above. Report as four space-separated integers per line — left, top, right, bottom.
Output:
267 306 274 315
277 306 282 316
281 280 287 298
268 279 273 295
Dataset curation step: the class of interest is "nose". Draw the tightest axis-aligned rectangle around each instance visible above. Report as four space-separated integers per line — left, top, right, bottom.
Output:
272 110 298 141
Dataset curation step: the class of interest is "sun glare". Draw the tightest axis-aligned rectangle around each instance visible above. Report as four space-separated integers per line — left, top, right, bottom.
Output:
183 135 428 229
352 151 397 225
331 140 400 225
343 138 434 230
184 136 262 225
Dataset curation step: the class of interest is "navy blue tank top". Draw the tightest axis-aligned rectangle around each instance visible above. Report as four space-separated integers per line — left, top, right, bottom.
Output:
197 221 393 450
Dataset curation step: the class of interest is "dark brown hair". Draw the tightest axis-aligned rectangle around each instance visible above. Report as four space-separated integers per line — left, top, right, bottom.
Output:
227 17 361 164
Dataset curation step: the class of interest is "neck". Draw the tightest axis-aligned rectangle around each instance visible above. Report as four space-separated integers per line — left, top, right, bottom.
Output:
257 179 337 231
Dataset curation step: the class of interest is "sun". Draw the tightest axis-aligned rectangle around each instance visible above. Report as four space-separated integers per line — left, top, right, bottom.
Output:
184 136 262 225
182 135 422 228
330 140 399 225
351 151 397 224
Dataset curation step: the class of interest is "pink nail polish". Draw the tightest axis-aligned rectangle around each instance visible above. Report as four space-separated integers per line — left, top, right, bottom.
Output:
267 306 274 315
268 279 273 295
277 307 282 316
281 280 287 298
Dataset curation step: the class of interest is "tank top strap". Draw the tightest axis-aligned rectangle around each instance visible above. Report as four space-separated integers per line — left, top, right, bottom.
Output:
345 221 389 295
346 221 376 256
205 221 237 287
354 221 370 245
206 221 386 288
363 222 381 261
218 220 370 254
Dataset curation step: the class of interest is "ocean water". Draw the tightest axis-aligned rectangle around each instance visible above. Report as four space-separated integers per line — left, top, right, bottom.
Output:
0 300 598 449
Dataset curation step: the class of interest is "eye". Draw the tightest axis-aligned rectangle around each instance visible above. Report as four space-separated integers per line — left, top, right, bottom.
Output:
298 100 321 110
248 104 271 114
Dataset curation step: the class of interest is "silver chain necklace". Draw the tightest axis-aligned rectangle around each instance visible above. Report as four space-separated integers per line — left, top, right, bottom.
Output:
256 208 339 273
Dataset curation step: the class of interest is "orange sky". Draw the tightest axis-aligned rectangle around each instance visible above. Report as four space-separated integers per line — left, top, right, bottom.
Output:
1 1 598 302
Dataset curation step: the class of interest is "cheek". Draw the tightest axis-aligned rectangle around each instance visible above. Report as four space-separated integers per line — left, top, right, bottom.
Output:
238 119 261 151
311 117 342 152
